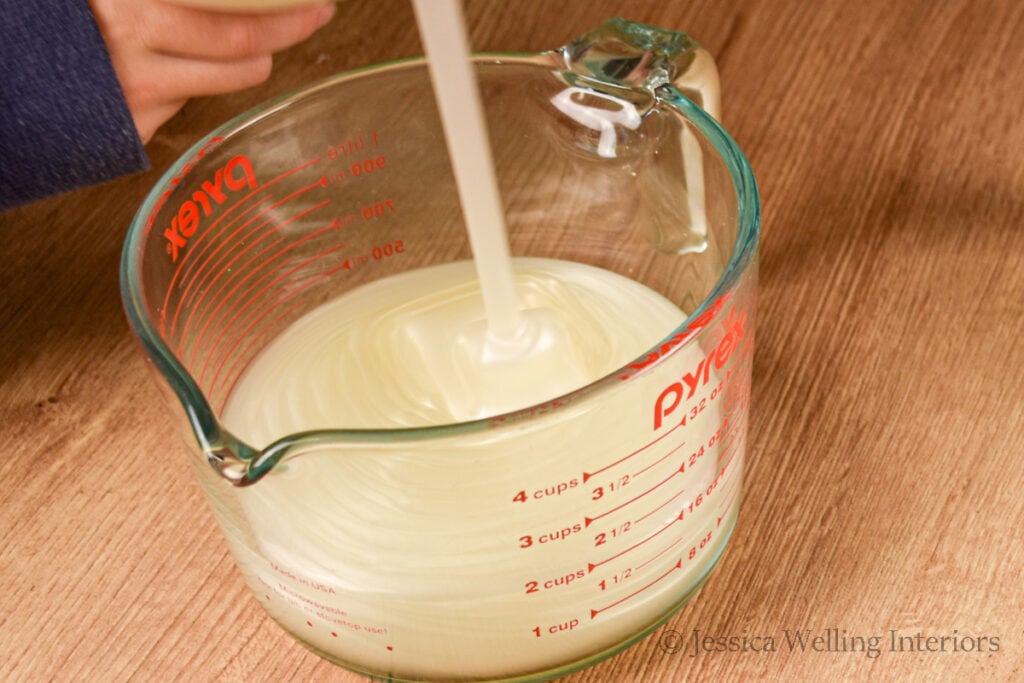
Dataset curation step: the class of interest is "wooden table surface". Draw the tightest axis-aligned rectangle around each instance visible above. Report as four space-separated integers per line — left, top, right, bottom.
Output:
2 0 1023 681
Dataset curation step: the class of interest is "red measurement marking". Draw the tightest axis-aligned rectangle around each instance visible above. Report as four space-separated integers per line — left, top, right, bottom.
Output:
587 512 685 572
163 194 274 336
173 178 329 341
632 485 689 526
208 299 306 404
169 198 277 338
159 158 321 333
175 194 273 297
211 253 356 405
183 208 335 369
176 165 323 292
634 536 686 572
204 245 349 398
178 197 330 358
590 559 682 619
188 192 329 316
717 435 742 476
585 463 686 528
717 479 742 528
630 439 688 479
718 414 747 456
194 226 343 384
582 418 687 484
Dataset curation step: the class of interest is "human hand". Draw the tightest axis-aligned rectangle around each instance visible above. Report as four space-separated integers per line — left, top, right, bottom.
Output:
87 0 335 142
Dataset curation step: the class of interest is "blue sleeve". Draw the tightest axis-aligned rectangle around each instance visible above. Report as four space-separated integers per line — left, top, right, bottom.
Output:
0 0 150 212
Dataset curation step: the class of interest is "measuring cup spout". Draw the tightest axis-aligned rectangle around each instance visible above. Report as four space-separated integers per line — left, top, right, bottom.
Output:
197 418 293 486
205 437 260 486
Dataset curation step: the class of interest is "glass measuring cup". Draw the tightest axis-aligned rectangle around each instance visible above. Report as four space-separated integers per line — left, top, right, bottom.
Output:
120 17 759 683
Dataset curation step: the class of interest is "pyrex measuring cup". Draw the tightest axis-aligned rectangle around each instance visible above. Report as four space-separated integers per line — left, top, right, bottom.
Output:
120 18 759 683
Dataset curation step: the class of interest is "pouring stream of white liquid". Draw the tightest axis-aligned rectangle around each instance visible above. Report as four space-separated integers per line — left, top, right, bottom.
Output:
410 0 521 342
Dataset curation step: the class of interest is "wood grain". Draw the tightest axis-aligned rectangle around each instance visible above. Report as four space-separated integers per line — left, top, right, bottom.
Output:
2 1 1022 681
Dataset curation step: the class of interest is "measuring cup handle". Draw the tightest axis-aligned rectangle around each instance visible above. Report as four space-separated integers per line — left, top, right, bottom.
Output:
556 18 722 256
670 48 721 121
558 17 722 120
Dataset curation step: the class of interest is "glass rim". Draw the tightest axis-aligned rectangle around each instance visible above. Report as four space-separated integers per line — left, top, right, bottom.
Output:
119 52 761 462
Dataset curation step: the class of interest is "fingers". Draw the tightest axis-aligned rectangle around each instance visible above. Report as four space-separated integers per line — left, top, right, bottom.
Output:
132 99 190 144
140 1 336 61
135 53 276 101
119 53 276 141
86 0 336 142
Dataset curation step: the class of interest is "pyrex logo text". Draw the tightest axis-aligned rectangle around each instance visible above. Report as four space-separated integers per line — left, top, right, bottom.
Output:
624 294 729 375
163 155 258 261
653 307 747 430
